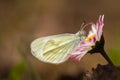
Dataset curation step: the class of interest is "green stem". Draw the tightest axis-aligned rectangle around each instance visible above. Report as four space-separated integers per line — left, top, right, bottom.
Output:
18 47 41 80
100 48 114 66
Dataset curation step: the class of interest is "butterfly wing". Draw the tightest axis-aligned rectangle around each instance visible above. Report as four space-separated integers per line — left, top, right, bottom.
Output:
31 34 81 64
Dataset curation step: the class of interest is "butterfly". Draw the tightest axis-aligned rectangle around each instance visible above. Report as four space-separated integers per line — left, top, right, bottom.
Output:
30 24 87 64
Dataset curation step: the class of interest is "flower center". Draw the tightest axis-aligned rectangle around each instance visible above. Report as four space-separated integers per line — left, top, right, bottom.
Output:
85 34 95 42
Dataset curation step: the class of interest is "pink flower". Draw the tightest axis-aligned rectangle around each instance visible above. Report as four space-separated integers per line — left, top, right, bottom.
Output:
69 15 104 61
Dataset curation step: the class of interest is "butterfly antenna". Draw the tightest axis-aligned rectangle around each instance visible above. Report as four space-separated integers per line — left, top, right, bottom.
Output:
80 21 85 31
80 22 93 31
76 21 94 36
77 21 94 36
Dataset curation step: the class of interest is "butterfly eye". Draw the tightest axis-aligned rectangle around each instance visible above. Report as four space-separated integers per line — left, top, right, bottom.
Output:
79 30 86 36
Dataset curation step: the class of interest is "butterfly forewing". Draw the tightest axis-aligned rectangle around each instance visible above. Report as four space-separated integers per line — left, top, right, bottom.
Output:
31 33 81 64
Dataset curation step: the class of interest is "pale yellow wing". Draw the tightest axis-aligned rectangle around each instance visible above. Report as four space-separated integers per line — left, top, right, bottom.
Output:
31 34 81 64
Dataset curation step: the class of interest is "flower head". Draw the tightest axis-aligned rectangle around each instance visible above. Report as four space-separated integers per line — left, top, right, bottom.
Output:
69 15 104 61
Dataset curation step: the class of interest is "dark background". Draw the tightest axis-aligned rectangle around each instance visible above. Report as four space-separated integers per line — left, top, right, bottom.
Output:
0 0 120 80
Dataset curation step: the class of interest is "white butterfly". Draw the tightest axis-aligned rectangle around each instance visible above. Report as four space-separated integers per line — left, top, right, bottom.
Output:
31 30 85 64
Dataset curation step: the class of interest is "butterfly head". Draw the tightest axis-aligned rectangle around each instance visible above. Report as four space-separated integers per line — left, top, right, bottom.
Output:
76 22 94 41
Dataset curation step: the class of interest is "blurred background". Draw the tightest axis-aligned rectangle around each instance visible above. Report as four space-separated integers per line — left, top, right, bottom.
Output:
0 0 120 80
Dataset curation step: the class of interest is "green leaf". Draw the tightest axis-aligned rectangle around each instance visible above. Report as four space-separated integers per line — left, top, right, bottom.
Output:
16 47 41 80
9 62 26 80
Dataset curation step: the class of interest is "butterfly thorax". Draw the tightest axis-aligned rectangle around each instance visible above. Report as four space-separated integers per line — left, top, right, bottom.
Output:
76 30 86 41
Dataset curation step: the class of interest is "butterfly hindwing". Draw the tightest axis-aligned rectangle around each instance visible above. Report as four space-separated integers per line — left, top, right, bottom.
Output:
41 40 77 64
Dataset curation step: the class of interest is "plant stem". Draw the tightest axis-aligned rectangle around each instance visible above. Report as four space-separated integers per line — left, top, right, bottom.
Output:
100 48 114 66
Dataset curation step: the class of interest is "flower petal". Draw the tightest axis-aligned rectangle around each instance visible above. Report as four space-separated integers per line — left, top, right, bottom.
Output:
97 15 104 40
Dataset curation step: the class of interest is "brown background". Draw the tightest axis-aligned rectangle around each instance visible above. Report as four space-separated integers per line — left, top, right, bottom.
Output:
0 0 120 80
